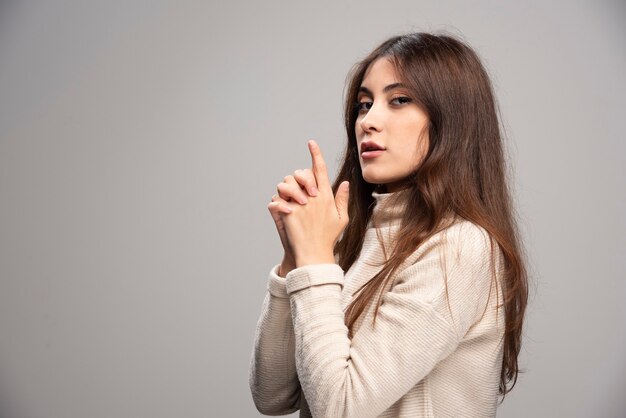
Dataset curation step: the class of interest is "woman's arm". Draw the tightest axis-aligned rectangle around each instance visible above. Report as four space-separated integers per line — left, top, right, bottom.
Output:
249 263 302 415
284 222 503 418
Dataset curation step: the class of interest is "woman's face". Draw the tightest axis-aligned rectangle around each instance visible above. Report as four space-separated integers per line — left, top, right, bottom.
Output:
355 58 429 192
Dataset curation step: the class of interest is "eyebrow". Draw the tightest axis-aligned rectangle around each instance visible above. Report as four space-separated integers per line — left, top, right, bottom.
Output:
358 83 407 96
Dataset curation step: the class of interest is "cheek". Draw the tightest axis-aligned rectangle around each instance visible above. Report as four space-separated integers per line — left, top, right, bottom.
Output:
395 126 421 150
354 120 364 137
395 126 428 162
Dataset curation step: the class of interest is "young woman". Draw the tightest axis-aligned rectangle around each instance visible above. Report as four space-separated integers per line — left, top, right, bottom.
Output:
249 32 528 418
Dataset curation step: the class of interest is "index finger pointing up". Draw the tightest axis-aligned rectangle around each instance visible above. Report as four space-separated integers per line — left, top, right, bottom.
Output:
308 140 331 192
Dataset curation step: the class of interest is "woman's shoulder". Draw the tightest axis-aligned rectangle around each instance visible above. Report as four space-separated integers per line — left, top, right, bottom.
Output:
440 219 494 252
421 218 493 252
399 218 500 273
388 219 505 335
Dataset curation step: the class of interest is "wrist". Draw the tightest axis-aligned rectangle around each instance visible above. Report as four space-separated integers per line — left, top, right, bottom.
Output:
295 251 336 268
279 256 296 278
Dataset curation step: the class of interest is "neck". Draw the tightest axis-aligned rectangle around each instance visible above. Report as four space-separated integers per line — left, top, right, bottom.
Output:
369 189 409 228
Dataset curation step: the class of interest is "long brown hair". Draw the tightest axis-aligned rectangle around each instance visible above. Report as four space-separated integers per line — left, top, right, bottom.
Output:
331 32 528 397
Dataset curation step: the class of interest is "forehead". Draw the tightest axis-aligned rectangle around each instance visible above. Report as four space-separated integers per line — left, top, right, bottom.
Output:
361 58 401 86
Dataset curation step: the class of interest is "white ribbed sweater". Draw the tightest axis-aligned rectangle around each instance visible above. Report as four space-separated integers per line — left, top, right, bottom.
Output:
250 190 506 417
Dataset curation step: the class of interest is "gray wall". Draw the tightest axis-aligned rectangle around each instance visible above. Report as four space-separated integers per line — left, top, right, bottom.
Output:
1 1 624 417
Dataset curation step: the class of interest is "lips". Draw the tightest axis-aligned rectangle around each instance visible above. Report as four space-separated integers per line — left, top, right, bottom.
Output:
360 141 386 160
360 141 385 153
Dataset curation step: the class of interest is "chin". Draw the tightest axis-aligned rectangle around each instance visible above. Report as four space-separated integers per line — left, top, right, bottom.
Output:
361 170 392 186
363 177 390 188
361 172 379 185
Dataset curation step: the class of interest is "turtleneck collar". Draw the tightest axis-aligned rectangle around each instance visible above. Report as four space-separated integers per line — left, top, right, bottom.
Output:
369 189 408 228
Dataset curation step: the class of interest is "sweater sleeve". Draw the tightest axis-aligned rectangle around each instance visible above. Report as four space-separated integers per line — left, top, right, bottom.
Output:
249 263 302 415
284 222 501 418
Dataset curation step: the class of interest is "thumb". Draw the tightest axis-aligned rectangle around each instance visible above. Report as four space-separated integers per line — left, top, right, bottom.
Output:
334 181 350 222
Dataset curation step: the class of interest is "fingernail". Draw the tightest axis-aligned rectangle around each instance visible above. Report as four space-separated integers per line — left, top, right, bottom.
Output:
311 186 318 196
299 196 308 204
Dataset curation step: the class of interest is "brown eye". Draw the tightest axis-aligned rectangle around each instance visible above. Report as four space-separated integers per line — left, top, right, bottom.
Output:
391 97 412 105
355 101 372 113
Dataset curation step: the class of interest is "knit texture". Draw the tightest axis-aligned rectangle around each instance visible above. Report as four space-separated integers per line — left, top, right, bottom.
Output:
250 190 506 417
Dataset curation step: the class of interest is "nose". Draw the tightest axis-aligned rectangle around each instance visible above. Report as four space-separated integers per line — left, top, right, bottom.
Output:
358 103 382 134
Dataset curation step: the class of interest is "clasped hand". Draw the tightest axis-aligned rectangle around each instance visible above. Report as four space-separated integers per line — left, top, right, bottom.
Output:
268 140 350 269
